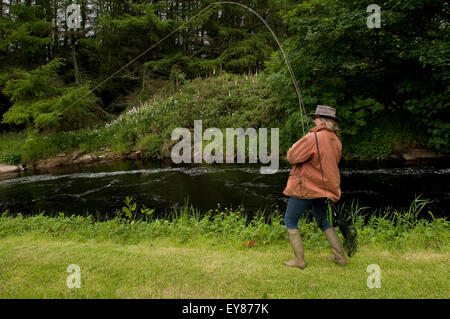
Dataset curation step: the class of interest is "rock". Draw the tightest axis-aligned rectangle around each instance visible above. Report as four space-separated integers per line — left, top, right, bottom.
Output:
71 150 84 161
0 164 20 173
402 148 444 161
75 154 97 164
98 154 111 161
127 151 142 160
34 157 68 170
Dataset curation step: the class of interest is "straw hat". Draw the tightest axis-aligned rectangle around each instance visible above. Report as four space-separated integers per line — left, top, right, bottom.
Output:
307 105 338 120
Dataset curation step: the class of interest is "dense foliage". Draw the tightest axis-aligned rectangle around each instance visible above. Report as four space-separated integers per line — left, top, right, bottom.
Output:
1 58 105 130
263 0 449 152
0 0 448 162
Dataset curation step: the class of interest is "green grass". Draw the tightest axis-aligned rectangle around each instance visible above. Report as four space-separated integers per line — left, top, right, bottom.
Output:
0 234 448 299
0 199 448 298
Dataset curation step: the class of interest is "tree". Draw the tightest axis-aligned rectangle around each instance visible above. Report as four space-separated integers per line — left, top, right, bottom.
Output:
2 58 104 131
263 0 449 153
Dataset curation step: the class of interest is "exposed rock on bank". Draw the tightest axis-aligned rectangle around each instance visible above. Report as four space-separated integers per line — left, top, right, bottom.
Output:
0 147 447 175
0 164 26 174
402 148 446 161
30 150 143 170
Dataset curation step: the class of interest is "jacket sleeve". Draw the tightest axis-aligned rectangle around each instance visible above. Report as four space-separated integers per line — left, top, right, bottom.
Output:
286 133 314 165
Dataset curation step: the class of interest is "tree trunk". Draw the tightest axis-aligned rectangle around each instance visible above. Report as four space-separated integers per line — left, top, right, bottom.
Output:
142 67 146 90
50 0 58 59
71 35 80 85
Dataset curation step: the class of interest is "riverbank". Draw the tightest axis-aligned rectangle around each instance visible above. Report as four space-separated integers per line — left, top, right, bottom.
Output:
0 201 448 298
0 209 448 298
1 74 445 172
1 142 447 175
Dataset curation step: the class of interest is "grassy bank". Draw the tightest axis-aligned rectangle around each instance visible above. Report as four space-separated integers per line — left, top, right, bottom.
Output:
1 234 448 298
0 73 425 166
0 200 448 298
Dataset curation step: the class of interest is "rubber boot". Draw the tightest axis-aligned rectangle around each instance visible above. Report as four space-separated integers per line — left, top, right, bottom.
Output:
283 228 306 269
323 227 347 266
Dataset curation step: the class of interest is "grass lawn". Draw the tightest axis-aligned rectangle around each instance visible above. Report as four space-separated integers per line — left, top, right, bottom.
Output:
0 234 448 299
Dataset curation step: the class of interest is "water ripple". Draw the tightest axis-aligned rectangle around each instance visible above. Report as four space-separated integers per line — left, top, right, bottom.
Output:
0 167 187 186
0 166 448 188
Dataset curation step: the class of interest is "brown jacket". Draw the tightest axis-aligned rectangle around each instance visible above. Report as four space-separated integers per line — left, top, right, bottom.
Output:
283 124 342 202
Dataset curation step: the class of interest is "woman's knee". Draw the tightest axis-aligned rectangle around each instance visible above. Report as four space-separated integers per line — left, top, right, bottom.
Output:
284 213 298 229
284 197 310 229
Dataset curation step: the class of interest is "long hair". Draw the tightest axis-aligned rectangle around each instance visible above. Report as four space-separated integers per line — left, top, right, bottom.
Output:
319 117 340 137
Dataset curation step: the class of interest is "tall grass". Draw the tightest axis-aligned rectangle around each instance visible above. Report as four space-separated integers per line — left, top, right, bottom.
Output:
0 196 448 251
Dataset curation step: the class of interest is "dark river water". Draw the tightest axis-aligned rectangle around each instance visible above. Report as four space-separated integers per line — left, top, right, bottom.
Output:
0 160 449 219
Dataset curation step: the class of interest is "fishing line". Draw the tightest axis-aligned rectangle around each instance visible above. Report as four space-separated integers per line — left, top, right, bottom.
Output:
34 1 308 136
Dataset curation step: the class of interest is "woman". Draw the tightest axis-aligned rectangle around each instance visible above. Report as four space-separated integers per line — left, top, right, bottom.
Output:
282 105 346 269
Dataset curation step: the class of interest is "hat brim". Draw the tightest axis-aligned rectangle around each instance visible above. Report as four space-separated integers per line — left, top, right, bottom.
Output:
307 113 339 121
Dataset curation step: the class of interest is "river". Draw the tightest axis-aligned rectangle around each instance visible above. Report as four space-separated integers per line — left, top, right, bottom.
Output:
0 160 448 219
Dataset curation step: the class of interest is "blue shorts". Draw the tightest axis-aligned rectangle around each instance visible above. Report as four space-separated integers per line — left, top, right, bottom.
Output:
284 196 331 231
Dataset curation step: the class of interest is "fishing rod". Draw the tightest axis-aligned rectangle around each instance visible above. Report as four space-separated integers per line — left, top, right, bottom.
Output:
34 1 308 136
